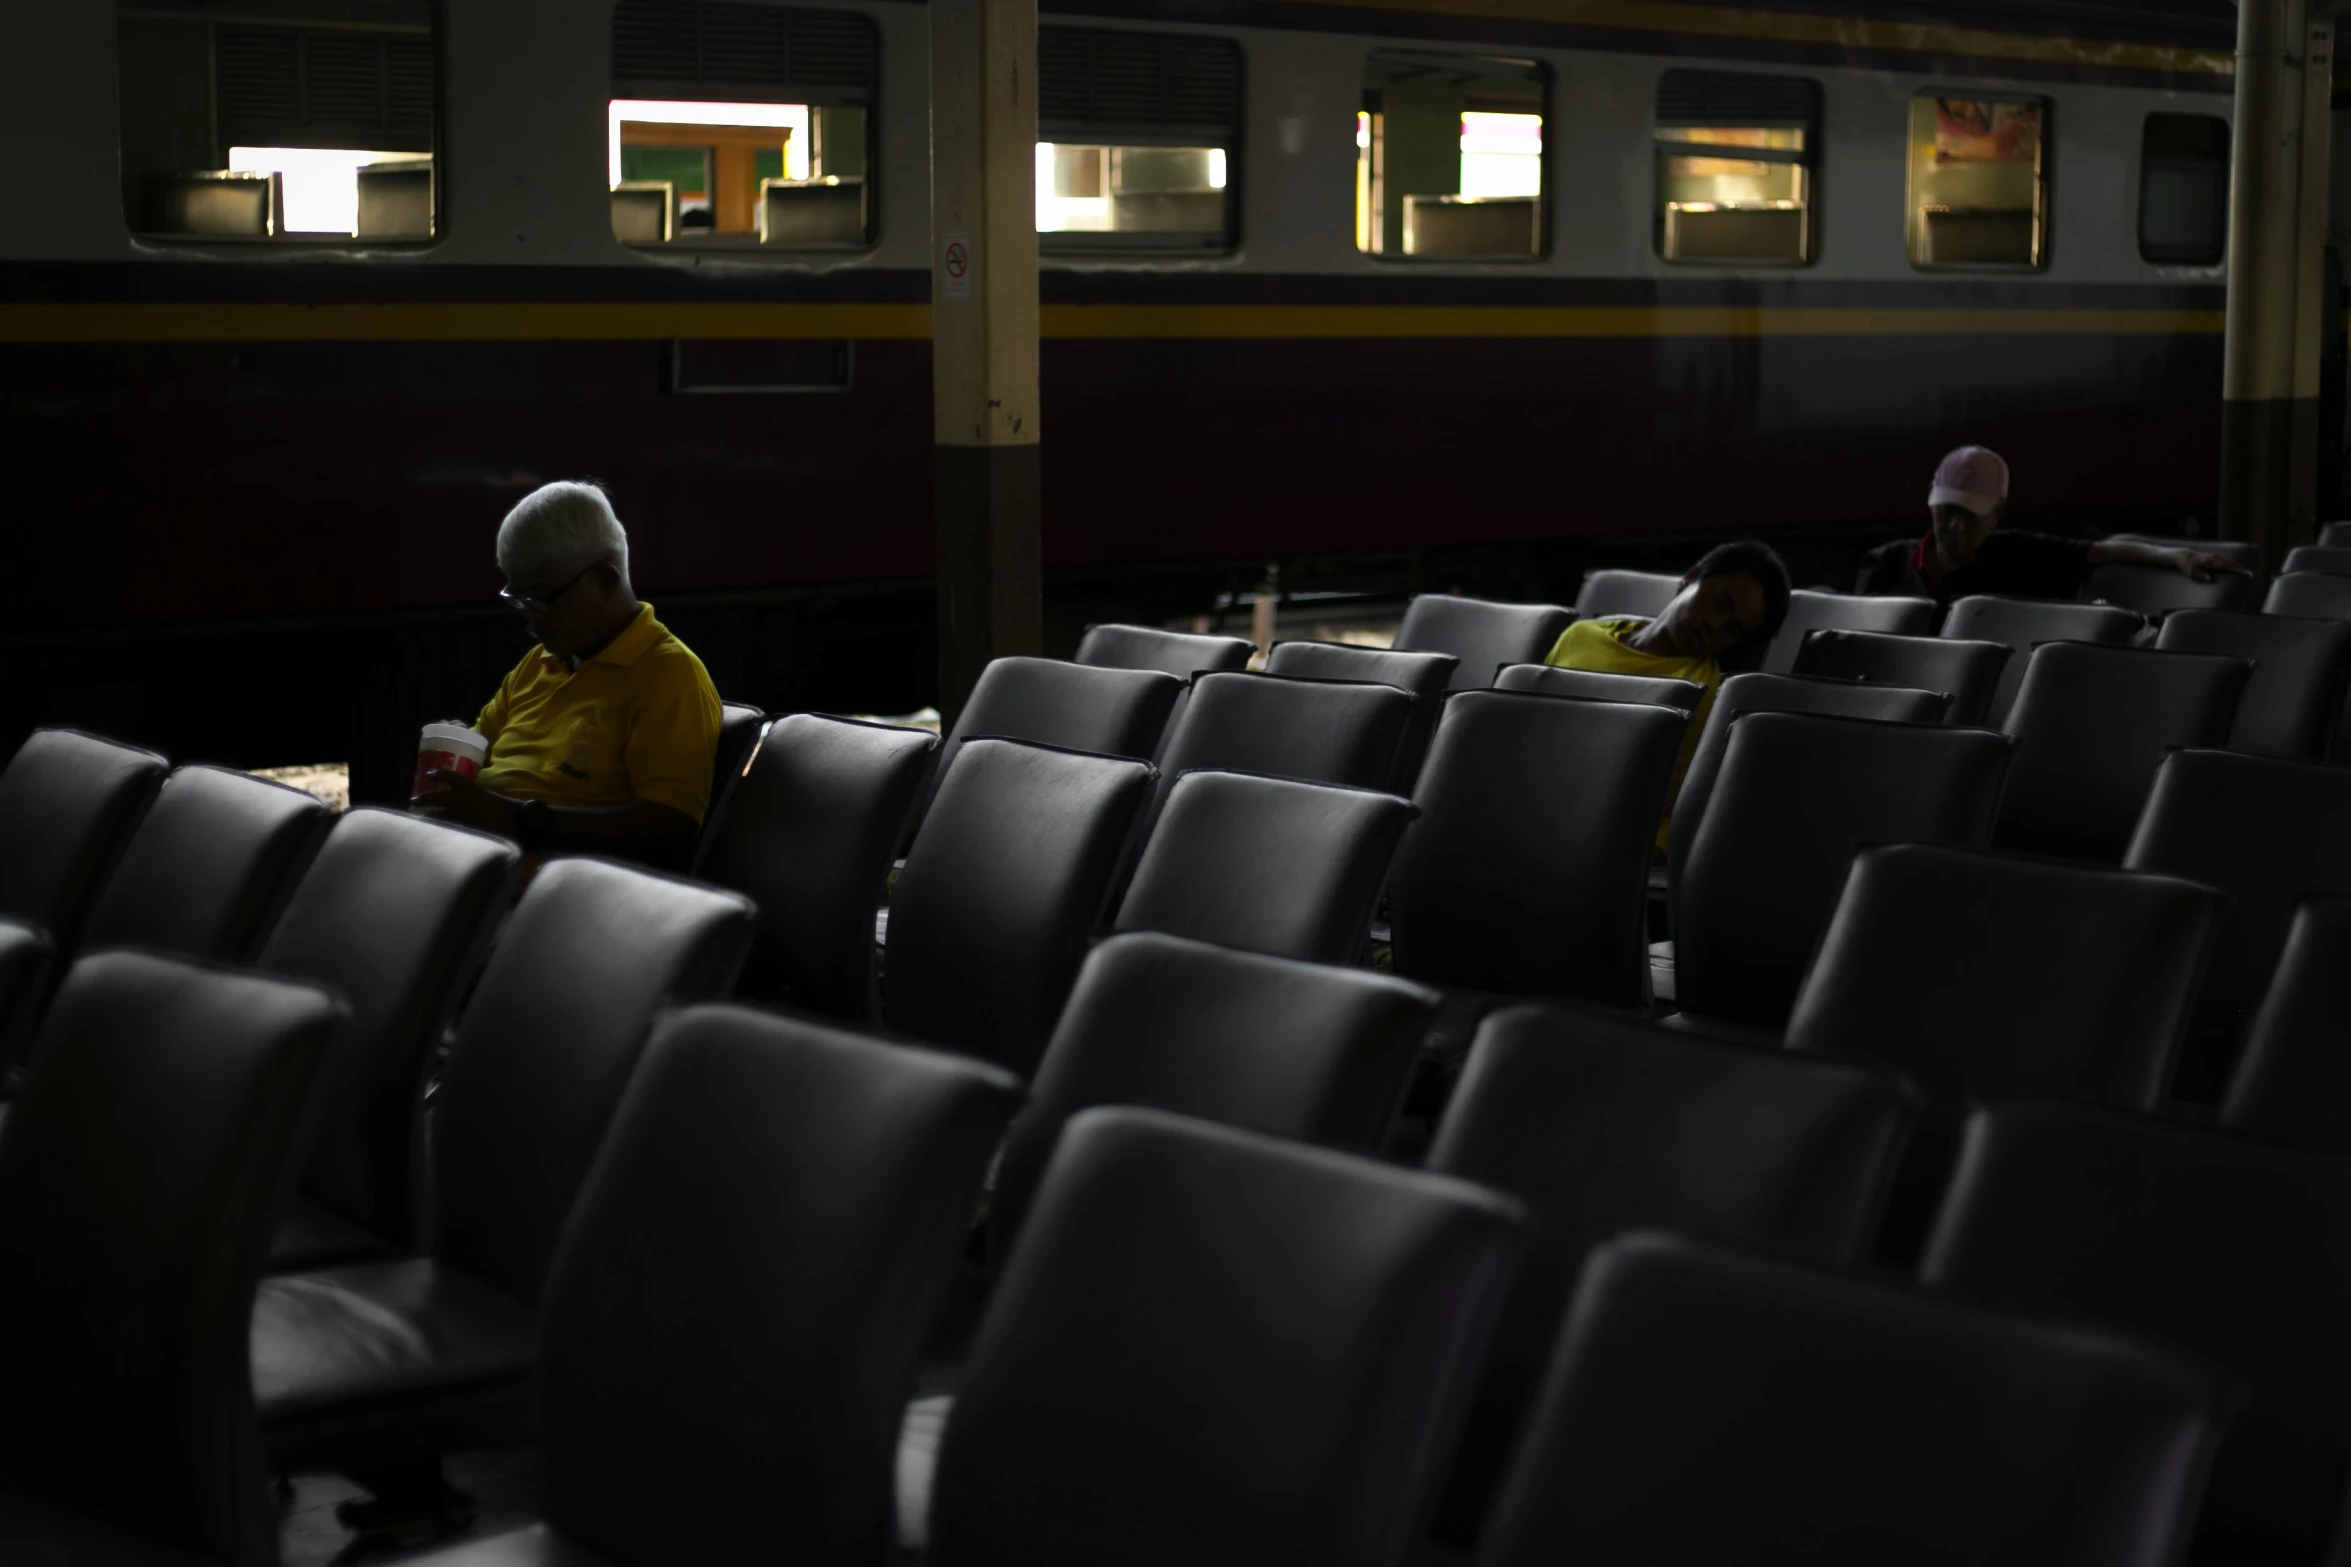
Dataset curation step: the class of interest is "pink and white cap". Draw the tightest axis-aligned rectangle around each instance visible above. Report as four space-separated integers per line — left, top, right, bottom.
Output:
1928 446 2009 517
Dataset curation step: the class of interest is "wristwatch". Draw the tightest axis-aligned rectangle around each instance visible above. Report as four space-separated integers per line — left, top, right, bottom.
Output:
514 797 554 849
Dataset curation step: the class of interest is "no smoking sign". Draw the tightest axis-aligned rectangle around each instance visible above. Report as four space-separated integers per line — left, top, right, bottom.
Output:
942 229 972 300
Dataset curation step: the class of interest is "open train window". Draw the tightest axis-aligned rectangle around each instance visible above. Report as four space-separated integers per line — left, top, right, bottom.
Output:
1358 51 1544 260
1654 70 1817 266
2140 114 2228 266
1906 93 2048 271
117 0 438 243
610 0 878 249
1037 27 1240 253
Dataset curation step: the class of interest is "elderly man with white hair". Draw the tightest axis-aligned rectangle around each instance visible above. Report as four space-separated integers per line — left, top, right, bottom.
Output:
415 480 721 870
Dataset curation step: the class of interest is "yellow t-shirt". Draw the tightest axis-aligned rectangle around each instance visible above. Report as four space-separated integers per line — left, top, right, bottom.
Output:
1543 618 1721 851
473 603 723 823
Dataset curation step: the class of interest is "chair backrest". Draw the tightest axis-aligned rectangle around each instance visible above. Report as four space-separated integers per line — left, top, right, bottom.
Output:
1760 589 1936 675
1995 642 2249 863
1150 670 1417 811
0 920 52 1077
695 714 937 1020
2283 544 2351 578
2264 569 2351 622
1492 662 1706 713
0 727 167 946
1425 1007 1915 1547
1572 567 1681 621
1790 842 2220 1110
2116 532 2265 573
1393 594 1575 690
912 656 1181 826
431 856 755 1304
1941 594 2142 727
1390 689 1686 1007
0 951 344 1566
695 701 767 850
1676 713 2009 1028
990 932 1438 1261
1264 640 1457 791
1481 1231 2230 1567
2080 559 2255 616
538 1004 1020 1566
2321 521 2351 551
929 1107 1525 1567
1791 628 2012 727
2222 899 2351 1151
1112 770 1414 964
2123 748 2351 1103
1666 672 1951 905
76 764 331 963
1924 1102 2351 1564
255 808 519 1250
886 738 1153 1078
1072 622 1254 681
2155 609 2351 760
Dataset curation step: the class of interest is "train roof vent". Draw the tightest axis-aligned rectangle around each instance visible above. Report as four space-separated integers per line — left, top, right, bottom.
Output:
217 24 436 152
612 1 879 100
1656 68 1820 129
1039 27 1241 141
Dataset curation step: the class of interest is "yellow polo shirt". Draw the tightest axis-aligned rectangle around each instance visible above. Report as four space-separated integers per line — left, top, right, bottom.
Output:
1544 618 1721 852
474 603 723 823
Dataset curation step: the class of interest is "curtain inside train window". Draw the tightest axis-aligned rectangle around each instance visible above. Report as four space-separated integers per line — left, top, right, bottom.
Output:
1036 27 1241 253
117 0 439 242
1358 51 1545 260
1907 94 2049 271
2139 114 2228 267
609 1 877 249
1654 70 1819 265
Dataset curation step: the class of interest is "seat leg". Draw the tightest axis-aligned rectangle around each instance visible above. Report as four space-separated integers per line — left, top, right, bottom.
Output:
333 1457 477 1547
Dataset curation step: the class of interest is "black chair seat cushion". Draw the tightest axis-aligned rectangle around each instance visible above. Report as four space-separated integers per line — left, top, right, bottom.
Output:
2155 610 2351 761
1493 663 1705 713
268 1197 398 1272
2223 899 2351 1150
1790 629 2012 729
253 1258 536 1470
1940 595 2142 728
76 764 330 962
1395 595 1575 691
1760 589 1936 675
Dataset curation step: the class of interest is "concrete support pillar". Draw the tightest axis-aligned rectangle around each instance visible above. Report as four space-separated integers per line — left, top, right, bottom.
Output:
2221 0 2336 559
929 0 1041 722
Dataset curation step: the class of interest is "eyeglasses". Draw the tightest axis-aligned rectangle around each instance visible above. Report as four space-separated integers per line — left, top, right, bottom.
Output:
499 559 605 616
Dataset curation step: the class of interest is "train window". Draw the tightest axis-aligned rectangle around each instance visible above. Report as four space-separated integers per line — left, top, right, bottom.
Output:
1906 93 2048 271
2140 114 2229 266
1358 51 1545 260
610 1 878 248
117 0 438 242
1654 70 1818 265
1037 28 1241 252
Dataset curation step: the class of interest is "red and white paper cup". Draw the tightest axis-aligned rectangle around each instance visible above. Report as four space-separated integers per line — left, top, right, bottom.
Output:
412 722 489 798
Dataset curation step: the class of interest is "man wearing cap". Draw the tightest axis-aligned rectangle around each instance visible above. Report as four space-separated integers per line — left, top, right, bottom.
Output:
1857 446 2244 601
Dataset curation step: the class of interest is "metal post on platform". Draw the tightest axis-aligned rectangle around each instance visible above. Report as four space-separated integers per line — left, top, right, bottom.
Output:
2220 0 2336 560
928 0 1041 725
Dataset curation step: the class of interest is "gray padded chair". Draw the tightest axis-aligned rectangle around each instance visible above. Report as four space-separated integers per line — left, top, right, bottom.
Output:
1149 670 1416 812
250 858 755 1483
2081 560 2255 616
1759 589 1935 675
2283 544 2351 578
1674 713 2009 1030
910 657 1180 828
2155 610 2351 760
2222 899 2351 1152
886 738 1153 1079
76 764 331 963
1425 1008 1916 1547
1573 568 1681 621
692 701 767 862
2320 522 2351 550
2124 749 2351 1104
989 932 1438 1262
1113 770 1414 964
259 810 519 1270
1792 628 2012 727
1265 640 1457 791
0 726 167 962
1072 623 1254 681
1390 689 1686 1008
0 952 345 1567
928 1107 1525 1567
1481 1232 2230 1567
696 714 937 1020
2115 533 2264 574
2265 569 2351 620
390 1004 1021 1567
1493 662 1706 714
1941 594 2142 727
1995 642 2249 863
1394 594 1574 690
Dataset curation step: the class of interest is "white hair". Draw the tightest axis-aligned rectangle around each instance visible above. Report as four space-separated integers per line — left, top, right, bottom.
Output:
496 481 630 587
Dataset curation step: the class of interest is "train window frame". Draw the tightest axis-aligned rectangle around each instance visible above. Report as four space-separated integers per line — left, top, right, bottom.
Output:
117 0 442 248
1036 26 1243 256
1652 69 1820 268
1904 91 2051 274
609 0 881 255
1358 49 1548 264
2139 112 2229 268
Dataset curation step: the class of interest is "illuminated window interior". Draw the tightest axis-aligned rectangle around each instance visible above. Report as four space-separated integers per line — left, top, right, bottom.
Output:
1358 51 1544 259
1908 94 2047 270
1653 73 1817 265
609 98 868 245
1036 144 1228 237
227 148 428 236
